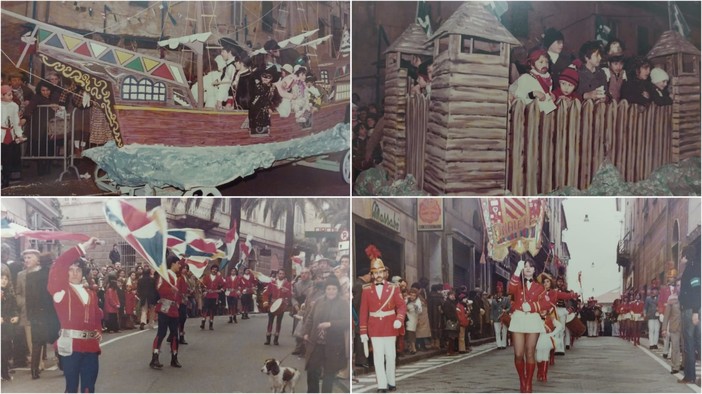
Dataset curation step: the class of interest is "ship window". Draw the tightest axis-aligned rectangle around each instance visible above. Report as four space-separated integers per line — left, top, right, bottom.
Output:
121 77 166 102
320 70 329 84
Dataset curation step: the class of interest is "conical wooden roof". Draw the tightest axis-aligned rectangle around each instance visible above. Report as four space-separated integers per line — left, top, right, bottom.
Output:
430 2 520 45
384 23 433 56
647 30 700 58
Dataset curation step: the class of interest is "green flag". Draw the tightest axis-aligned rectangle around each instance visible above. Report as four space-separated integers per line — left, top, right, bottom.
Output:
417 0 432 37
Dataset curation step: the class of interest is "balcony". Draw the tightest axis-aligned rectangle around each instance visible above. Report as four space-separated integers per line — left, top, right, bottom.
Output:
616 239 631 268
168 202 220 232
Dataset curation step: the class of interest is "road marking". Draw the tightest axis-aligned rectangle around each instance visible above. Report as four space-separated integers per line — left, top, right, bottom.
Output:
101 328 150 346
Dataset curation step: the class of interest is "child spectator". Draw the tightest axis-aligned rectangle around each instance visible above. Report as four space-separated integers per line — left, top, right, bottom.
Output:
621 56 654 106
604 54 627 101
104 280 121 333
543 27 574 84
405 289 422 355
650 67 673 106
577 41 608 103
411 60 434 98
510 48 555 105
553 66 580 102
124 283 137 329
1 85 26 188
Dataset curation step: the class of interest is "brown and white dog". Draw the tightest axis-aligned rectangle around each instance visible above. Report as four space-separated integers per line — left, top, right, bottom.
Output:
260 358 300 393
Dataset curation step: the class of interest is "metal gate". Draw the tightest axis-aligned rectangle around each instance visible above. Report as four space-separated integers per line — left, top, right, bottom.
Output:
405 93 429 189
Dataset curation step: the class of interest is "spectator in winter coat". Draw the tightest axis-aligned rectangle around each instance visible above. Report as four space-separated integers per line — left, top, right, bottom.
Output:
650 68 673 106
427 284 445 349
662 282 682 374
576 41 607 103
542 27 575 84
405 289 422 354
621 56 655 106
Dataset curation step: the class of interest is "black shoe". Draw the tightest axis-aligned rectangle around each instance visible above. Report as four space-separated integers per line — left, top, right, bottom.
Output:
663 353 669 359
264 335 271 345
565 345 570 350
200 320 205 330
556 352 565 356
149 353 163 369
653 345 659 349
388 385 397 392
671 369 679 374
273 335 279 346
377 390 388 393
31 369 40 379
228 316 233 324
209 321 213 330
179 336 188 345
140 322 145 330
170 354 182 368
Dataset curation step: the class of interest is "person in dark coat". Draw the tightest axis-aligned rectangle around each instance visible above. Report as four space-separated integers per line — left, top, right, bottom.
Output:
678 243 701 385
441 290 459 356
542 27 575 85
1 271 19 381
427 284 444 349
304 276 349 393
621 56 655 106
137 268 159 330
21 81 59 175
26 253 60 379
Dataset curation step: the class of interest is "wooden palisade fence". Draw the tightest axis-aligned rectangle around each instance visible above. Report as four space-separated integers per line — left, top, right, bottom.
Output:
405 93 429 189
507 99 672 195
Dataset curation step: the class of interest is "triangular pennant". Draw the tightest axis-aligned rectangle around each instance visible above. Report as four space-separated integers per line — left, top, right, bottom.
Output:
125 57 145 72
115 49 134 65
89 42 108 58
63 35 82 51
99 50 118 65
74 42 92 57
168 64 183 83
38 29 52 43
143 57 160 72
152 63 174 81
44 34 64 49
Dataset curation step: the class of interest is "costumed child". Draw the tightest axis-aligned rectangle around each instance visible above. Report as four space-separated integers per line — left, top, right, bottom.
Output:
1 84 26 188
650 67 673 106
509 48 556 113
535 309 563 383
249 65 279 135
290 65 311 124
552 66 580 102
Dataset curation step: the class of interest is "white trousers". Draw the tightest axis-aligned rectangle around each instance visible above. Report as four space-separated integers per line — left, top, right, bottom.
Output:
587 320 598 337
494 322 508 348
371 336 397 389
556 307 568 352
648 319 660 347
612 321 620 337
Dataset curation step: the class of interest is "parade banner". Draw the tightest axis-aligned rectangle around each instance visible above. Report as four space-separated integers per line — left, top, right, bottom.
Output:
103 200 173 287
480 198 545 262
417 198 443 231
168 228 225 277
2 218 91 242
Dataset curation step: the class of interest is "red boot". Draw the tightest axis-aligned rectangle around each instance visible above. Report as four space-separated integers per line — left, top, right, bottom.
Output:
549 349 555 366
536 362 543 381
525 362 536 393
542 361 549 383
515 359 526 393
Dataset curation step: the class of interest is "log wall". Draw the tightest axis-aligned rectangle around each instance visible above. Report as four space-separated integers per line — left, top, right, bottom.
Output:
423 50 509 195
671 75 701 162
405 93 429 189
507 99 673 195
381 64 409 179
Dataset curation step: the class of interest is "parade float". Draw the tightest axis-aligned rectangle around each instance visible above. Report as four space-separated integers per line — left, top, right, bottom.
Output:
1 4 350 195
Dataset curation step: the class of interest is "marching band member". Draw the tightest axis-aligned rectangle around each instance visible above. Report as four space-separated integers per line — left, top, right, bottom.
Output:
237 268 257 320
553 276 574 354
201 264 224 330
48 237 103 393
619 293 632 341
490 282 511 350
630 291 645 346
508 255 550 393
262 269 292 346
178 263 193 345
535 310 563 383
225 267 241 324
359 245 406 393
537 272 577 366
150 255 185 369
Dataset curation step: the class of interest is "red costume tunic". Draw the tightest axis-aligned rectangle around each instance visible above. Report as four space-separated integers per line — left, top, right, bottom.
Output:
630 300 644 315
176 274 189 305
262 279 292 311
508 275 551 314
236 274 257 295
225 275 241 297
541 289 578 311
47 246 103 354
359 281 407 337
154 273 182 318
202 272 224 300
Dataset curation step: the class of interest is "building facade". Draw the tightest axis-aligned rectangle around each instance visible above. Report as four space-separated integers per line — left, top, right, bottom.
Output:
2 198 62 260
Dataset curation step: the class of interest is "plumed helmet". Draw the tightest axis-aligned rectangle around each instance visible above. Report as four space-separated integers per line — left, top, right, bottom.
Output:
365 244 386 273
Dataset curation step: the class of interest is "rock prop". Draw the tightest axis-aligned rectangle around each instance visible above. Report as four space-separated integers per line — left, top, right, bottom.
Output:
354 167 429 196
547 157 701 196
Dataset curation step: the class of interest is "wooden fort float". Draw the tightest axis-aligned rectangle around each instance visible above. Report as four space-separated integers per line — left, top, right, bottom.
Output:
1 8 350 195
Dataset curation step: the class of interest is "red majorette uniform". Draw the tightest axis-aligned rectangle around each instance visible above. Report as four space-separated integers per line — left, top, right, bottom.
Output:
629 297 645 346
536 272 577 361
236 271 257 319
617 299 630 339
47 245 102 393
262 276 292 345
535 311 563 383
359 246 407 392
150 268 185 369
200 266 224 330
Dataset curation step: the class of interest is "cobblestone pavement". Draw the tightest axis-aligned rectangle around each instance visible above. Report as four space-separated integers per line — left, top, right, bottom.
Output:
354 336 701 393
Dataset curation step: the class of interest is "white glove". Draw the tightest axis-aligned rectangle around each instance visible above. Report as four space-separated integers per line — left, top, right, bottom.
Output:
78 237 100 253
360 334 369 343
515 260 525 276
393 320 402 329
522 302 531 312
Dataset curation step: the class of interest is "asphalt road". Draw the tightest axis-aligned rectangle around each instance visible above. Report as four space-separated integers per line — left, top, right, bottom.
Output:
354 337 701 393
2 313 349 393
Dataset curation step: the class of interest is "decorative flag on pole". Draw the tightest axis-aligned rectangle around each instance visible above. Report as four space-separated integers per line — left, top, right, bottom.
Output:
416 0 433 38
669 2 691 38
240 234 253 262
225 220 239 262
480 198 545 261
103 200 172 286
167 228 225 277
1 218 91 241
339 26 350 57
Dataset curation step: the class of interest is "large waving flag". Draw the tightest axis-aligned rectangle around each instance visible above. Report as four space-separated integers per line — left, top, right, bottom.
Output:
240 234 253 262
225 220 239 261
168 228 225 277
2 218 91 241
104 200 172 286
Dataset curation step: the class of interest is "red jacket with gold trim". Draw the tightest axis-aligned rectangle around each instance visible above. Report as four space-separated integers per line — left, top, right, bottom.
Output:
508 275 550 314
359 281 407 337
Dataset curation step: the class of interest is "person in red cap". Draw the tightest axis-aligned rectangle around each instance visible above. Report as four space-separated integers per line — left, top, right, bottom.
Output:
359 245 406 393
490 281 511 349
510 48 555 106
645 281 661 349
553 65 580 102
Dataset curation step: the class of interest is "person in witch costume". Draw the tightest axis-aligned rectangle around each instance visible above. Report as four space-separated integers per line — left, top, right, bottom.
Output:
149 255 185 370
359 245 406 393
508 253 550 393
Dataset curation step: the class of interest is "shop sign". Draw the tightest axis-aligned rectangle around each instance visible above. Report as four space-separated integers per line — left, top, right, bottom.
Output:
418 198 443 231
371 200 400 231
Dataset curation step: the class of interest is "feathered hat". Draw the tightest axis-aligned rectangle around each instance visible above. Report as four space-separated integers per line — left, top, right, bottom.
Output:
365 244 386 273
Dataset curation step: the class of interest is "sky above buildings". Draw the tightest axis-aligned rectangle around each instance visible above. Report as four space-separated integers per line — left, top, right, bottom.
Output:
562 198 623 300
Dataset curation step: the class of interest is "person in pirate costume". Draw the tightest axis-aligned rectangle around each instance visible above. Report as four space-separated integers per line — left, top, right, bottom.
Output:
177 262 192 345
490 281 511 349
508 253 550 393
200 264 224 331
149 255 185 369
249 64 279 135
359 245 406 393
262 269 292 346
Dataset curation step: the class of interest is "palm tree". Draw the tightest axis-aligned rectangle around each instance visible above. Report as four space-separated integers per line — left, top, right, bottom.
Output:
240 198 325 277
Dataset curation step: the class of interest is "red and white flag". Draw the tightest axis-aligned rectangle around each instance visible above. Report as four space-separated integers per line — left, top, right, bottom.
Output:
240 234 253 262
225 220 239 261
